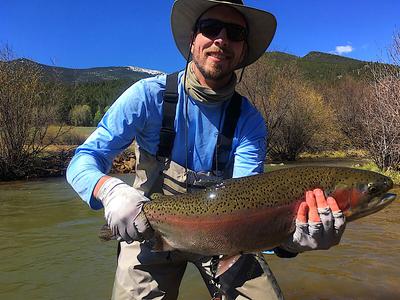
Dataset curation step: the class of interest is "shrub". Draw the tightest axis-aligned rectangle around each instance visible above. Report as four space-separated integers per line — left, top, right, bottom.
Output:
70 104 92 126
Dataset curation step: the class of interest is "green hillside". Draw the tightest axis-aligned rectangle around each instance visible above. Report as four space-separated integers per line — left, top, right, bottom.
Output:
264 51 370 82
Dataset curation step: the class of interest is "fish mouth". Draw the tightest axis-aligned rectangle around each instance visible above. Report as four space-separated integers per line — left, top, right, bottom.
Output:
347 193 397 222
368 192 397 211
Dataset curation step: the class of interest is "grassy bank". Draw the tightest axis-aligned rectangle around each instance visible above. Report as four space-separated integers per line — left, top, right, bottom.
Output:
354 161 400 185
299 149 368 159
47 126 136 177
301 150 400 185
45 126 97 146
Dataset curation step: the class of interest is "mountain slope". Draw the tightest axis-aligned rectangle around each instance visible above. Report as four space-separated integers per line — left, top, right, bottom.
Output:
264 51 369 82
9 50 380 85
9 59 165 84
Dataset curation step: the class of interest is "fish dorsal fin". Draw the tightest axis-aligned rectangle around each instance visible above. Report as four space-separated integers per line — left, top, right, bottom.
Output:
215 254 241 277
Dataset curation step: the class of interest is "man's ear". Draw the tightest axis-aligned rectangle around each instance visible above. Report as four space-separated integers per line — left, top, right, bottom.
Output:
190 32 196 55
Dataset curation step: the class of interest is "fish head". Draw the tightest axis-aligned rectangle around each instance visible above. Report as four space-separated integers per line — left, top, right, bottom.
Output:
330 169 396 222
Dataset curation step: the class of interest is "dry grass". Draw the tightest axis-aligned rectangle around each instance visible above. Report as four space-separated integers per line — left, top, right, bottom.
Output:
45 126 96 146
299 149 368 159
354 161 400 185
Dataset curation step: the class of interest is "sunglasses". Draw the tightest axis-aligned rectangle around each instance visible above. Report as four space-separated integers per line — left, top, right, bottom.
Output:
195 19 248 42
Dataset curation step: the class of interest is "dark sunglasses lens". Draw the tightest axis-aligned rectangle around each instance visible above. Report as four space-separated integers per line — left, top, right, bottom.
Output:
226 24 247 41
199 21 224 38
198 20 247 42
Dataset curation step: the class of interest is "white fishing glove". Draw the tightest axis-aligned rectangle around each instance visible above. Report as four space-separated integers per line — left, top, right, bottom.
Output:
281 189 346 253
96 177 153 243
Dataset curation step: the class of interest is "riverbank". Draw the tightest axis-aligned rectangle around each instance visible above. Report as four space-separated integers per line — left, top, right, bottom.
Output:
0 146 136 181
301 150 400 184
1 147 399 185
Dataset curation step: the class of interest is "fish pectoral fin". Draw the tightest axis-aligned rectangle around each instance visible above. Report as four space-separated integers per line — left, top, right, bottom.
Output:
151 232 175 252
215 254 241 278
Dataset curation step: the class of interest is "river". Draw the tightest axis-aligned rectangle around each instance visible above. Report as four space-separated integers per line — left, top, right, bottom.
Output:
0 161 399 300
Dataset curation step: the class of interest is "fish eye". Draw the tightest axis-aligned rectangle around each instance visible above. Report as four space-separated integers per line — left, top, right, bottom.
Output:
367 183 377 193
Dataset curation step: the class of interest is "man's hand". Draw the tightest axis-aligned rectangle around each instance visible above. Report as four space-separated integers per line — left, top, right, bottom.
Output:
96 177 153 243
281 188 346 253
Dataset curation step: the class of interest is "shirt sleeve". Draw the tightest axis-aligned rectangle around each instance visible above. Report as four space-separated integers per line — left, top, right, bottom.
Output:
232 100 267 178
66 80 150 209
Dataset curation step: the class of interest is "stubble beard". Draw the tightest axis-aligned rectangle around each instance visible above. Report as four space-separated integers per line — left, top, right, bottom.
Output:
192 54 233 82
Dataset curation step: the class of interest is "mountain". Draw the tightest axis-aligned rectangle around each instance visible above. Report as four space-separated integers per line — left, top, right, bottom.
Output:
263 51 298 61
10 59 165 84
9 50 381 85
302 51 364 64
264 51 370 82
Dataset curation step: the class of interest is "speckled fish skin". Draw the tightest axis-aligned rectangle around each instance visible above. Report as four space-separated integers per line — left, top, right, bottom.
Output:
142 166 395 256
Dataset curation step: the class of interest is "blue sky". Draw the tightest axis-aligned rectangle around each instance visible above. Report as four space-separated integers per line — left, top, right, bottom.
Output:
1 1 399 73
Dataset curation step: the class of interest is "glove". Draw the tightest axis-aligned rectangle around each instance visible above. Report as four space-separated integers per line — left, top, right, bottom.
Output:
281 189 346 253
96 177 153 243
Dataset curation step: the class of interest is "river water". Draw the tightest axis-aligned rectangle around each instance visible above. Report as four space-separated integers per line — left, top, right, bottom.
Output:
0 162 399 300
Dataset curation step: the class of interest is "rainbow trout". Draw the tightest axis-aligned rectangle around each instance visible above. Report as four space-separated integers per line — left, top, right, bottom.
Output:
99 166 396 256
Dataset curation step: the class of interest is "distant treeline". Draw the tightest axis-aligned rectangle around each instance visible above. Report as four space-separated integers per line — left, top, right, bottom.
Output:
59 79 136 126
58 52 373 127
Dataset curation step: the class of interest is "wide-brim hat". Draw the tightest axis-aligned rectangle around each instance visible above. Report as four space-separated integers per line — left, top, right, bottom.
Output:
171 0 277 69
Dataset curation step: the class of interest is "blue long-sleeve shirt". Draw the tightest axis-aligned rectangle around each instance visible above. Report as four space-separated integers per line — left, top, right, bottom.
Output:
66 72 267 209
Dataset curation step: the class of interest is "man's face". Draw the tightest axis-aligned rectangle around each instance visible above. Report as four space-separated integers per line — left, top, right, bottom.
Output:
191 5 247 85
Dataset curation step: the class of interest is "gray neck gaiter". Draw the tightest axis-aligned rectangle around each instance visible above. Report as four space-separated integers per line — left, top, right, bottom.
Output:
184 61 237 104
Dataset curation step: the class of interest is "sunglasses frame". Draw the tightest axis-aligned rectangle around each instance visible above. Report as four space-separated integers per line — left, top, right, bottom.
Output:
195 19 248 42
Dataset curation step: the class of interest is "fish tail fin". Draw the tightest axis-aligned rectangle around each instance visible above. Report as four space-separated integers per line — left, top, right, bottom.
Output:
98 224 115 242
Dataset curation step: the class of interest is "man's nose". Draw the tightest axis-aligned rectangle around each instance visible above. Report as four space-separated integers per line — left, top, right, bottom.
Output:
214 28 229 47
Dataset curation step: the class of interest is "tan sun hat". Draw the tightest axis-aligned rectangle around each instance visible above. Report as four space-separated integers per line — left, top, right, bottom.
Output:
171 0 277 69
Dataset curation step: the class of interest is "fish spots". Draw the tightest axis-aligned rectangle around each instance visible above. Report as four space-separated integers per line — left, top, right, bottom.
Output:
143 167 393 237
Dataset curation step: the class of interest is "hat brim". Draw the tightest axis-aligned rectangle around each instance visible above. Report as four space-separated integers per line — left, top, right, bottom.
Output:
171 0 277 69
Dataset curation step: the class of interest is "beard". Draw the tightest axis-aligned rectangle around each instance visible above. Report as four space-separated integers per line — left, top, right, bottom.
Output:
191 48 235 81
192 59 227 81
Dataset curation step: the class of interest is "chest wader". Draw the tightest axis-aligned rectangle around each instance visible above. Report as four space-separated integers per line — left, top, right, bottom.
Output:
157 73 242 300
131 71 241 197
112 73 283 300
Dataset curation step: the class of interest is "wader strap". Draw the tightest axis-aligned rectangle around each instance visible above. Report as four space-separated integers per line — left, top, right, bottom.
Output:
157 72 179 158
157 71 242 174
213 92 242 172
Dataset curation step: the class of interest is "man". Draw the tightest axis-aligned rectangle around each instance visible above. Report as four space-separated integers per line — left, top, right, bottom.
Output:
67 0 346 299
